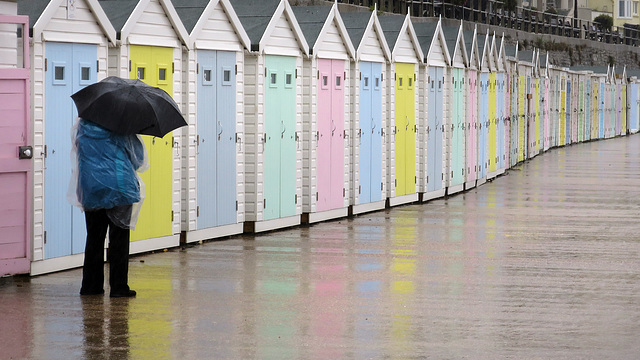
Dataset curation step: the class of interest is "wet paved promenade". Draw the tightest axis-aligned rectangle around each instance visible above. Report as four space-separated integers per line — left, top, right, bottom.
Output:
3 135 640 359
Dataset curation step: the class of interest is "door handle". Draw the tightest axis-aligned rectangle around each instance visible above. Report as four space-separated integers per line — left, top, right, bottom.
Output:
217 121 223 140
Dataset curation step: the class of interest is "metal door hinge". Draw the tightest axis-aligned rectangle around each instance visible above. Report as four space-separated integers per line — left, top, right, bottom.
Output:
44 231 47 244
235 65 238 75
395 179 397 187
295 194 298 204
171 211 174 221
45 58 47 71
172 62 175 73
129 60 131 72
197 206 199 217
97 60 99 72
381 182 383 190
358 185 361 194
343 188 345 197
264 199 266 208
236 201 238 211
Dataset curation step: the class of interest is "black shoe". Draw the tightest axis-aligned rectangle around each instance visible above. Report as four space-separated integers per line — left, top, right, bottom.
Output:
110 289 136 298
80 288 105 296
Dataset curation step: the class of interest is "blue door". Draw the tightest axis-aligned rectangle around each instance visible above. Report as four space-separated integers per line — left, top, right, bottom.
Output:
630 83 638 132
426 67 444 192
358 62 383 204
197 50 237 229
44 42 96 259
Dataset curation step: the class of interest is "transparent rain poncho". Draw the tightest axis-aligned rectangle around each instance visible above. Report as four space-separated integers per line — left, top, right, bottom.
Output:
68 118 149 229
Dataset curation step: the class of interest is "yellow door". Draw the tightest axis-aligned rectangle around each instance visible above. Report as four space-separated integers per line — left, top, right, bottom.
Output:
129 45 174 241
394 63 415 196
488 73 496 172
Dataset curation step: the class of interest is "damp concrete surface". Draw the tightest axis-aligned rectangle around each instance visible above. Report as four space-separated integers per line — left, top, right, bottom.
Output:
2 135 640 359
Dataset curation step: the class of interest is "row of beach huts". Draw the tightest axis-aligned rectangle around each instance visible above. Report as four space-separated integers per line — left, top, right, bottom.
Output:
1 0 638 276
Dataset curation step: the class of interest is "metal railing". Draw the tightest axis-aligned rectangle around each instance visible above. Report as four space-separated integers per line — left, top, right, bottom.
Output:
337 0 640 47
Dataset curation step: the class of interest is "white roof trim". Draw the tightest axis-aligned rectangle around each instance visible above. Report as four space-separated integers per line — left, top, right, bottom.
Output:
120 0 189 48
392 13 424 64
32 0 116 44
260 0 309 56
314 2 356 60
188 0 251 51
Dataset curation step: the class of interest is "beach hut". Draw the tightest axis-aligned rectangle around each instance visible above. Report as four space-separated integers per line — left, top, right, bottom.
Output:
627 70 640 133
0 8 31 276
540 52 551 151
504 42 519 167
378 13 423 206
463 26 480 190
18 0 116 274
174 0 251 243
495 33 507 174
413 18 450 201
234 0 309 232
99 0 189 254
605 65 615 138
616 66 627 136
290 3 355 223
486 33 499 178
476 32 490 180
441 22 467 195
531 49 541 157
340 8 391 215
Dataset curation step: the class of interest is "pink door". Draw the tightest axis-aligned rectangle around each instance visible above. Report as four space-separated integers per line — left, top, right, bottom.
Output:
0 15 31 276
316 59 345 212
466 70 477 183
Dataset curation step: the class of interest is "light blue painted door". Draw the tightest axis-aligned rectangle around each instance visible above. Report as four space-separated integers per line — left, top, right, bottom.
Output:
44 42 96 259
197 50 237 229
370 63 382 202
359 62 372 204
427 67 444 192
358 62 382 204
435 67 443 191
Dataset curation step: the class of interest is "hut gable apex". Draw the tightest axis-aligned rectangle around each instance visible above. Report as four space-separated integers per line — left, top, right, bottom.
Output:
313 3 355 60
25 0 116 43
464 26 479 70
380 13 423 63
260 0 309 55
185 0 250 51
479 32 490 71
443 22 467 68
488 33 498 71
497 33 507 72
341 8 391 62
113 0 189 47
423 18 450 66
363 9 391 61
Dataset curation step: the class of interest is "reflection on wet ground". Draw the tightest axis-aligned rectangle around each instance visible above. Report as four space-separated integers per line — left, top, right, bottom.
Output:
3 135 640 359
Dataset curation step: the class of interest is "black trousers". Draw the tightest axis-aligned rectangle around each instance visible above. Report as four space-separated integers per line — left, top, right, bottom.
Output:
81 208 131 294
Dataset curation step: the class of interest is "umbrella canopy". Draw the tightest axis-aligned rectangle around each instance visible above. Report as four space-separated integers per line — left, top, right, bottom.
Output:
71 76 187 138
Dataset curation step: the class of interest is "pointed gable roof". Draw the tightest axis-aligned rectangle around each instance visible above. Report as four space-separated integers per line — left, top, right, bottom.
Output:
340 8 391 62
489 32 499 71
463 26 480 70
174 0 250 50
99 0 189 47
18 0 116 43
413 17 448 66
378 12 423 63
233 0 308 55
441 21 468 68
291 3 355 59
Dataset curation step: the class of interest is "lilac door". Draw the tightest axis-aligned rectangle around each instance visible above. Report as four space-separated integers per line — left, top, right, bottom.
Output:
316 59 345 212
0 15 31 276
466 70 477 183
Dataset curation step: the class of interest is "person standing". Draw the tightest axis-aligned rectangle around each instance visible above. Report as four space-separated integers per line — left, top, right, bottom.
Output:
69 118 148 297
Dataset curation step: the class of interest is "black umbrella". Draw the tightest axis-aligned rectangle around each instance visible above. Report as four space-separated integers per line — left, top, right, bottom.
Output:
71 76 187 137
